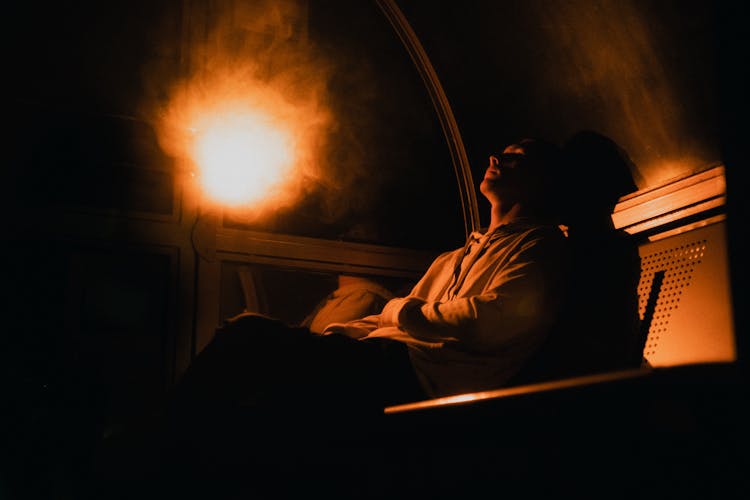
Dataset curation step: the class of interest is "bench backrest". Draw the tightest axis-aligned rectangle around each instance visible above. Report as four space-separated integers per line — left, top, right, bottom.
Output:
636 220 736 367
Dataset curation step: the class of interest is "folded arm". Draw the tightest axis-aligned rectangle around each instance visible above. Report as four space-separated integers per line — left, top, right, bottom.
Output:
325 230 567 352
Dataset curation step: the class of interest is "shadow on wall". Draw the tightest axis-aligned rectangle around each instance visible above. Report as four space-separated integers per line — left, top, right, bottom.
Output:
511 130 643 384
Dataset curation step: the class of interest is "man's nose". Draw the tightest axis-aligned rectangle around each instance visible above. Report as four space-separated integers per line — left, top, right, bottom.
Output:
489 155 500 168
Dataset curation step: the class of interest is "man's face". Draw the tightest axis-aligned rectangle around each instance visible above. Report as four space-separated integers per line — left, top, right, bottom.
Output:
479 144 528 200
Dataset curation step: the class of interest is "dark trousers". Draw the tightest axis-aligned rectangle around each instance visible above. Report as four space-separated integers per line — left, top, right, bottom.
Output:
156 313 425 497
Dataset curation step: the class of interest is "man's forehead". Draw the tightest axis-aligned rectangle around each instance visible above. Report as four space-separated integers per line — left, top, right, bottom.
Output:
503 144 525 155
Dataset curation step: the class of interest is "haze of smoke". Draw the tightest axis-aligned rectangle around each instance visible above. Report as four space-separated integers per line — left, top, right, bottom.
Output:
144 0 373 223
534 0 718 187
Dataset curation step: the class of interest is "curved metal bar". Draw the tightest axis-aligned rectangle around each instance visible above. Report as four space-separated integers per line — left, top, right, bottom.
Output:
375 0 481 236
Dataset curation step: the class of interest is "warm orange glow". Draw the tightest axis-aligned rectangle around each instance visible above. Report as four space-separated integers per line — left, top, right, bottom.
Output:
444 393 482 404
147 1 341 220
642 158 701 187
190 108 294 206
154 71 332 218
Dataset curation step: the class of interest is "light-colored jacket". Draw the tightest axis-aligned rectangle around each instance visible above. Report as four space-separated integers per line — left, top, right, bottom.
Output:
325 217 569 397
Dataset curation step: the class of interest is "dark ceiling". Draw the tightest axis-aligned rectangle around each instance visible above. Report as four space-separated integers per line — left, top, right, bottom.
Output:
6 0 747 248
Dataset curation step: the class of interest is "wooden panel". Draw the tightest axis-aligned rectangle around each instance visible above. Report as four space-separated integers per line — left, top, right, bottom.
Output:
612 164 725 238
214 226 437 278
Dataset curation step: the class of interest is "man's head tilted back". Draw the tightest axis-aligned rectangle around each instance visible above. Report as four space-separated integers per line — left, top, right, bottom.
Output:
480 138 564 222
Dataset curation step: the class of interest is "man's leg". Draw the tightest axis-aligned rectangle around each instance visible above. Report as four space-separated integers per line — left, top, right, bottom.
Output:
160 313 422 494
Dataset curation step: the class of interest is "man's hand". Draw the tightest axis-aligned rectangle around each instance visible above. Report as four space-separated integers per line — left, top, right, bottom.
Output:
323 322 372 339
379 296 426 329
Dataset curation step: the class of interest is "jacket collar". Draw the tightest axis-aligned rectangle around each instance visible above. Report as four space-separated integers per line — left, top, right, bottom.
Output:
473 217 547 242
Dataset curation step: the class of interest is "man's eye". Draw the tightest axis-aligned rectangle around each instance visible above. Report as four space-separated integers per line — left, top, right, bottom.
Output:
499 153 526 169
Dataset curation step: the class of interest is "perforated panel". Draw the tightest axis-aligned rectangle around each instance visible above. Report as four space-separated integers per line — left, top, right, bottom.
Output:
636 222 736 366
639 240 705 357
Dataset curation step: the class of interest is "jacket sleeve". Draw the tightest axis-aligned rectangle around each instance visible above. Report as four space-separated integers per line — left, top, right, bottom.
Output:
380 234 567 353
323 250 457 339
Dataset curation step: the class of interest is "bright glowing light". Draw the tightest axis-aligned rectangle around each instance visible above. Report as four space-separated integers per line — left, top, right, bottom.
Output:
153 55 333 217
192 111 294 206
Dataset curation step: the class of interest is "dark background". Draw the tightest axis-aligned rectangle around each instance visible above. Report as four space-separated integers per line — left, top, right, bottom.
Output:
3 1 747 498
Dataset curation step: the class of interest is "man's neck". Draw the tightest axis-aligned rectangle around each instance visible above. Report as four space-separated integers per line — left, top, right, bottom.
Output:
487 202 523 233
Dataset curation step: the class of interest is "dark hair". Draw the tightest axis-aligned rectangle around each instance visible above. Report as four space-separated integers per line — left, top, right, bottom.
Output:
562 130 638 224
515 137 565 222
518 138 563 170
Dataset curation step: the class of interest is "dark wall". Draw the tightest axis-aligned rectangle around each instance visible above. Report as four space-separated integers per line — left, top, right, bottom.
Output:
400 0 723 190
716 0 749 380
2 1 744 498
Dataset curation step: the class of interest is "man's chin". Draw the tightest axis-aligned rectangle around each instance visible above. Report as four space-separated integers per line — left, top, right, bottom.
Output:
479 179 496 196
